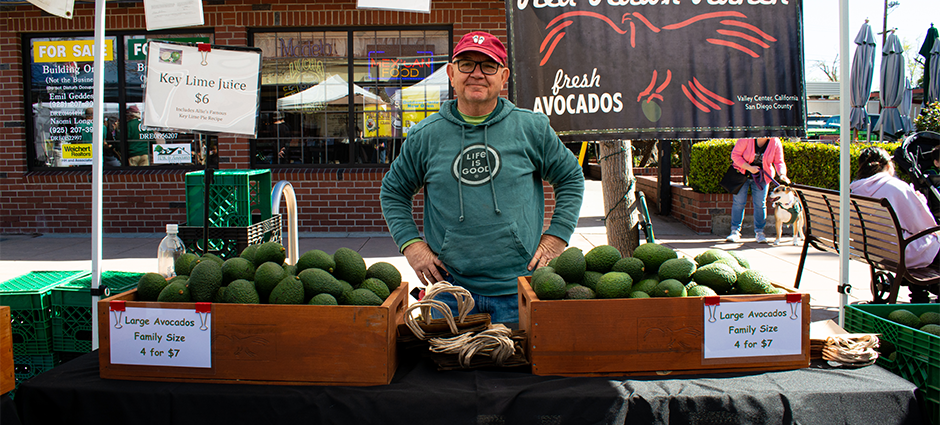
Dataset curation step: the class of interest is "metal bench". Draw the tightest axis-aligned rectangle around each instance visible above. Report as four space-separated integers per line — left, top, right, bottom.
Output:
792 183 940 303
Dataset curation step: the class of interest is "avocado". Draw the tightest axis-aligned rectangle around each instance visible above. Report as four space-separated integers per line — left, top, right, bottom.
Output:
137 272 170 301
254 261 287 302
728 251 751 269
333 247 367 286
309 293 339 305
298 267 344 301
585 245 622 274
920 324 940 336
736 269 775 294
632 277 659 295
296 249 335 273
254 241 286 267
687 284 718 297
658 257 698 284
174 253 200 277
360 277 391 301
532 272 567 300
887 309 921 329
188 260 223 302
268 275 304 304
565 284 596 300
692 263 738 294
223 279 260 304
199 253 225 266
595 271 633 299
581 270 604 291
157 280 190 302
239 244 258 265
344 288 384 306
633 243 678 274
919 311 940 327
651 279 687 297
629 291 651 298
221 257 255 285
366 261 402 291
693 248 735 267
531 266 556 284
554 247 586 284
611 257 646 283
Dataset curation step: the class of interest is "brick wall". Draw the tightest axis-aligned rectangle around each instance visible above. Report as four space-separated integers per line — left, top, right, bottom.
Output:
0 0 531 235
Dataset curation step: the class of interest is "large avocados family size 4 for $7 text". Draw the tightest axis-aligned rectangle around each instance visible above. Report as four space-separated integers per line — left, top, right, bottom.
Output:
135 241 402 306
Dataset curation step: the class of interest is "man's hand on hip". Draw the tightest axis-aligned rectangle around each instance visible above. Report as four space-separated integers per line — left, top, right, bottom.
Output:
403 241 447 287
528 234 567 271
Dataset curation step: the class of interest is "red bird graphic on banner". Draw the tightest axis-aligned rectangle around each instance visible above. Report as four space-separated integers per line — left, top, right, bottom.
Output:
539 11 777 114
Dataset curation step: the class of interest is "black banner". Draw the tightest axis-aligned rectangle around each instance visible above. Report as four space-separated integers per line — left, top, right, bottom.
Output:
506 0 805 140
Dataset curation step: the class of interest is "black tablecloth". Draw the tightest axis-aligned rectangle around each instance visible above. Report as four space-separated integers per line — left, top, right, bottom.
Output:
11 351 924 425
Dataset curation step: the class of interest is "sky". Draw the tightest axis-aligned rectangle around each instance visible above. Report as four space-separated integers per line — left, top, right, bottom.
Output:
803 0 937 85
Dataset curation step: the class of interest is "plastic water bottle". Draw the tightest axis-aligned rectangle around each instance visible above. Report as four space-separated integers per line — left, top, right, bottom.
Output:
157 224 186 278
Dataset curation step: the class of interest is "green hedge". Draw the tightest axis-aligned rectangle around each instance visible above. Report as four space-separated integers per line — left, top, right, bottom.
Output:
688 139 902 193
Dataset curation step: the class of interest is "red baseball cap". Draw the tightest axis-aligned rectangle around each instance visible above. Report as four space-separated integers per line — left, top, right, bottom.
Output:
452 31 507 66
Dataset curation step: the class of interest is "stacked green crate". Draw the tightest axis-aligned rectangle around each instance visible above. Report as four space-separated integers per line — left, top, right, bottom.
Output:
844 304 940 425
1 271 89 356
51 271 143 353
185 169 272 227
12 353 59 394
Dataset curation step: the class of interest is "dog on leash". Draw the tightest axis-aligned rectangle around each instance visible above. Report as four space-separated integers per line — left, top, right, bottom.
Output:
769 184 804 246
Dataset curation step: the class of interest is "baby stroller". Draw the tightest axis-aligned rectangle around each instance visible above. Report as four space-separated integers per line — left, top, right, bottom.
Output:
893 131 940 224
890 131 940 303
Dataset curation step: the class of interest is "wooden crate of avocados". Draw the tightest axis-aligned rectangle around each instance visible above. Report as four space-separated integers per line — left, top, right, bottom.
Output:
518 277 810 377
1 306 13 394
98 285 405 386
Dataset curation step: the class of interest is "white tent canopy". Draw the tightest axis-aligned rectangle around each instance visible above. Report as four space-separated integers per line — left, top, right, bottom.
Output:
390 66 450 107
277 74 385 111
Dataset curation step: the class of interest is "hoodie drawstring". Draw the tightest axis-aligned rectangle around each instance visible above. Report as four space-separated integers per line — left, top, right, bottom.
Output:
484 125 501 215
458 126 466 222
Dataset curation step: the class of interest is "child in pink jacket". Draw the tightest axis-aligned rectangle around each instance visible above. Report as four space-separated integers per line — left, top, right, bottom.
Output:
727 137 790 243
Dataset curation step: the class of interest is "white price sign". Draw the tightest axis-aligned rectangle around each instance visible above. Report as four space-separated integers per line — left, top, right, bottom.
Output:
144 41 261 136
109 303 212 368
702 298 803 359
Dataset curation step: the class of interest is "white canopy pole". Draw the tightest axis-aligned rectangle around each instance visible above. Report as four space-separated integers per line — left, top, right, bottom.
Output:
91 0 107 350
838 0 851 327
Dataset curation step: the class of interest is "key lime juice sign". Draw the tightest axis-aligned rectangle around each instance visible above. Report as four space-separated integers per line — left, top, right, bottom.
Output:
144 41 261 136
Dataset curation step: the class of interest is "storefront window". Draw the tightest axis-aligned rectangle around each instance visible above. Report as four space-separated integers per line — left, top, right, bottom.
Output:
25 32 216 169
251 27 450 167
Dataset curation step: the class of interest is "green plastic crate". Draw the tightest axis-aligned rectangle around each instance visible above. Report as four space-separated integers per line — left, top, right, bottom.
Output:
51 271 143 353
13 353 60 392
844 304 940 425
180 214 282 260
186 169 272 227
1 271 89 356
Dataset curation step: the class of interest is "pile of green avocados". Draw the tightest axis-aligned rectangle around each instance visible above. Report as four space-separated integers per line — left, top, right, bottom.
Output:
135 241 402 306
531 243 788 301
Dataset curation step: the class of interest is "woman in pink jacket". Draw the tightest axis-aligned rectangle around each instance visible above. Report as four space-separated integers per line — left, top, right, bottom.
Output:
850 147 939 267
727 137 790 243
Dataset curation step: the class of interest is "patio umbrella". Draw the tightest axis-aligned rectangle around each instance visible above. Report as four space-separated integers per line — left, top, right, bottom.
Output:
876 32 906 140
919 24 939 104
899 79 913 134
930 41 940 105
849 22 876 131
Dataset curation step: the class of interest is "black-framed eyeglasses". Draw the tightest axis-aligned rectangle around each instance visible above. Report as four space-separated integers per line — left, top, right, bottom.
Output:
453 59 502 75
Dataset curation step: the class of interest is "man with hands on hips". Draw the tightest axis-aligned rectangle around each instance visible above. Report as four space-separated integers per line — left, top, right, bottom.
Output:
380 31 584 323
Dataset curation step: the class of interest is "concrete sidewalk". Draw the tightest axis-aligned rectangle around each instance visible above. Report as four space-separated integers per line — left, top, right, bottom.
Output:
0 179 913 321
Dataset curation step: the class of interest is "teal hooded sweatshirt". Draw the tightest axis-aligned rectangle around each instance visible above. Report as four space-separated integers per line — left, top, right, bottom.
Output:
380 98 584 296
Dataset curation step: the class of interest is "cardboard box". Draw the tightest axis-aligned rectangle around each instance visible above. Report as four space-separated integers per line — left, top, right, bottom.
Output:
97 285 405 386
518 277 810 377
1 306 13 394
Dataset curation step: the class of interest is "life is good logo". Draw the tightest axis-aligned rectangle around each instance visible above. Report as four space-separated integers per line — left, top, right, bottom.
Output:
451 144 501 185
